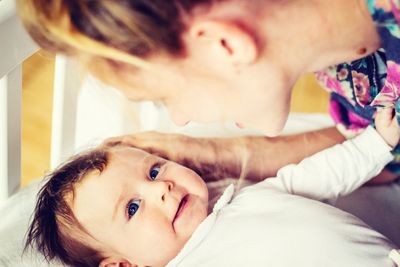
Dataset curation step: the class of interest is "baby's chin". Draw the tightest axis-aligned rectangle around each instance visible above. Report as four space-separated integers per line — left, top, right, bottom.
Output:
174 194 208 240
155 215 207 267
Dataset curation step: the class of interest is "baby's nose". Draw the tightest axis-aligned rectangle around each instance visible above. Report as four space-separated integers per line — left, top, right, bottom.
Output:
156 180 174 203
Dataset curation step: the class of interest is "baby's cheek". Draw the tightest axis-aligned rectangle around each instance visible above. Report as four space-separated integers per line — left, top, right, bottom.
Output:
194 176 209 201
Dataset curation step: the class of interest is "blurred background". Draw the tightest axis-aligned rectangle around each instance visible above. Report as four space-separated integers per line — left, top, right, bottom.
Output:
22 50 329 186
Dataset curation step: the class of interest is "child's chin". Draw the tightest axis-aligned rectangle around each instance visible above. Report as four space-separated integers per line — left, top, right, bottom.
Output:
175 196 207 238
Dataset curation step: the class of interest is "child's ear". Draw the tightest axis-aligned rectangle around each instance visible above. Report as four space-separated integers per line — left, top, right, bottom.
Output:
187 19 258 65
99 256 136 267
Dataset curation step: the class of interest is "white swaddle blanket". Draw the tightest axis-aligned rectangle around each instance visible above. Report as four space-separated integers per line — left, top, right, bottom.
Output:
2 78 399 266
2 171 399 266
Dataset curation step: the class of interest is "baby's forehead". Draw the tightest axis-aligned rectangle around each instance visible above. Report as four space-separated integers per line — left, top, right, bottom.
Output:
103 145 158 170
107 145 150 157
70 147 154 216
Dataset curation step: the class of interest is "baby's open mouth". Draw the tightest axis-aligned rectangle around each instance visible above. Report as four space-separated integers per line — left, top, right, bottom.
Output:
173 194 189 225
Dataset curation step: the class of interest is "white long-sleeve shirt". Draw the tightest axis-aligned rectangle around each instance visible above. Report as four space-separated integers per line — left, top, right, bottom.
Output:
166 127 397 267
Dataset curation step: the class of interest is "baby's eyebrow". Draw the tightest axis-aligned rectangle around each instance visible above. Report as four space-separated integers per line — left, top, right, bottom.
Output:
143 153 155 167
110 154 153 222
112 187 126 222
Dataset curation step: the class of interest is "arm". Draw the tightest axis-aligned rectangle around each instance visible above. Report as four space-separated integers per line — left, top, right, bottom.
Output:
270 126 393 200
105 126 345 182
240 126 345 181
269 108 399 200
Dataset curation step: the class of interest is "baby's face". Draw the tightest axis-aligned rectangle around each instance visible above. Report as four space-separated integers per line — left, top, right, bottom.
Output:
71 146 209 266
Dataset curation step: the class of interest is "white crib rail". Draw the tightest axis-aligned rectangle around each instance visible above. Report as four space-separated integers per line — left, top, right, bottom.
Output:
50 55 80 169
0 0 80 201
0 0 38 201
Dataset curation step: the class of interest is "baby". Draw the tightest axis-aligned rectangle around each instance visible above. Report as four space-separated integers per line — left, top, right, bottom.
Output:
27 109 400 267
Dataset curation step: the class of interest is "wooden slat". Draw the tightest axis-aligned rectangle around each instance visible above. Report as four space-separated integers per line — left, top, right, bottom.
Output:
21 53 54 186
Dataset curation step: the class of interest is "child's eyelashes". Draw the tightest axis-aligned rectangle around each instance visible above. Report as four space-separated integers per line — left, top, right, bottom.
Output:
149 165 161 180
125 160 163 220
126 199 141 219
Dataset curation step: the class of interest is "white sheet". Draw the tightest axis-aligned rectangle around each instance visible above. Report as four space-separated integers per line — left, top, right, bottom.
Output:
2 76 399 266
0 179 62 266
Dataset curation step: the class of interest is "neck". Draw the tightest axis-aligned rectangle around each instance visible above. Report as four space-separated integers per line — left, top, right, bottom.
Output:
259 0 381 73
307 0 380 71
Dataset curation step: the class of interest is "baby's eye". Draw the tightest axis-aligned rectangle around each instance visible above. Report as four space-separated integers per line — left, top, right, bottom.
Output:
126 200 141 219
149 166 160 180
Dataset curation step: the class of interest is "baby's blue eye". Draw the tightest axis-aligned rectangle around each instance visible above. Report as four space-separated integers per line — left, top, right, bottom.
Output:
127 200 141 219
149 166 160 180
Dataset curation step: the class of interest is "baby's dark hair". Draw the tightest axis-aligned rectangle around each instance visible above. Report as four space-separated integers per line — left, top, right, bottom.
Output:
25 146 111 267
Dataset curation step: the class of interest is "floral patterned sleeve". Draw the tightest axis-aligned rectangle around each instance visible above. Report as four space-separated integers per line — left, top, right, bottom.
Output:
315 0 400 174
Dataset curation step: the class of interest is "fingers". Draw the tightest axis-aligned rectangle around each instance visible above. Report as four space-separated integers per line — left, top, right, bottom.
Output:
102 135 132 147
375 107 394 128
375 107 400 148
101 131 161 147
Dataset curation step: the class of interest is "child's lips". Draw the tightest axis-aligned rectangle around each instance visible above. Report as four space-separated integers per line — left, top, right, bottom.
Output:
173 194 189 226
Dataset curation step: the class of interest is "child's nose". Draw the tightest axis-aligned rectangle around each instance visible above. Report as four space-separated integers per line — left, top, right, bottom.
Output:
154 180 174 203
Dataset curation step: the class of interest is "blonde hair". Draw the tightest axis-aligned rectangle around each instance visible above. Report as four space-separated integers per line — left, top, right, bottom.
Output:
17 0 214 71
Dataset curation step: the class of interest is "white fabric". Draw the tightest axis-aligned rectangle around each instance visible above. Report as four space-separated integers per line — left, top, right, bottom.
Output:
335 182 400 246
3 73 400 266
390 250 400 266
167 127 397 267
74 76 141 150
0 180 63 266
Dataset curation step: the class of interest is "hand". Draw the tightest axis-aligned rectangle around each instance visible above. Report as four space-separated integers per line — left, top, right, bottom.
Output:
104 131 193 161
103 127 346 182
103 131 243 181
375 107 400 148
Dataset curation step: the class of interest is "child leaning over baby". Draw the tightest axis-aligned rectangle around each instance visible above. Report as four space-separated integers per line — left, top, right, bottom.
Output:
26 108 400 267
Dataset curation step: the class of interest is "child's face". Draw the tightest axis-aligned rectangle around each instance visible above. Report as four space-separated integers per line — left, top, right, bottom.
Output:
71 146 209 266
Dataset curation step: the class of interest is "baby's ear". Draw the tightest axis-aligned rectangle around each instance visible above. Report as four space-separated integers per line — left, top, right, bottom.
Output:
99 256 135 267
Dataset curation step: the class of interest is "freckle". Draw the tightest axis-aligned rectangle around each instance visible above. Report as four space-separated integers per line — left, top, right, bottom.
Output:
357 47 367 55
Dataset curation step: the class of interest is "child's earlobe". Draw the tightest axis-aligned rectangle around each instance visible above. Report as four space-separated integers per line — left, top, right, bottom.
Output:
188 19 258 65
100 257 135 267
